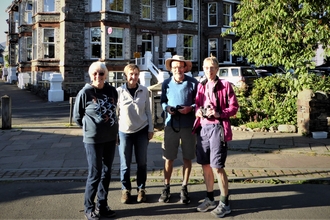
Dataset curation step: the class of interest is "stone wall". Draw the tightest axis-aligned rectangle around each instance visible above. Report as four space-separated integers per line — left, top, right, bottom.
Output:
297 89 330 136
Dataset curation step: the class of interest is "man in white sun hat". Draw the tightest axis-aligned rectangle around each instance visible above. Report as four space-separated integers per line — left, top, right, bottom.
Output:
159 55 199 204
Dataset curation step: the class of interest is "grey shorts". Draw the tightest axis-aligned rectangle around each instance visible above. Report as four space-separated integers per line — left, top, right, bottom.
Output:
162 126 196 160
196 123 228 169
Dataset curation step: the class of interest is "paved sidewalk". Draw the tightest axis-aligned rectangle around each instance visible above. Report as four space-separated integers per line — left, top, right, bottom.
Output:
1 79 330 182
0 127 329 182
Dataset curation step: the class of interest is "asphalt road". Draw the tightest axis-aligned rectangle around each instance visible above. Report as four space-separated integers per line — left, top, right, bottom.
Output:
0 180 329 219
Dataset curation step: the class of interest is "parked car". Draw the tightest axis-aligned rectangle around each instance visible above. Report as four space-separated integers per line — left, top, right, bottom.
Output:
253 66 286 75
308 69 328 77
217 66 259 89
314 65 330 76
254 69 273 77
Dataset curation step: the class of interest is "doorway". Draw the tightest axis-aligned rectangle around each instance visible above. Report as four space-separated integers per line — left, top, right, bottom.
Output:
142 33 153 58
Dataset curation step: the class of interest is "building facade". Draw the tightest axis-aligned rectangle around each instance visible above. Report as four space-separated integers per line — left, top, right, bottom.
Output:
5 0 240 99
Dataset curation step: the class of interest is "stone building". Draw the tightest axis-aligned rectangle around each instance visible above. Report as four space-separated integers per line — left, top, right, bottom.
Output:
4 0 240 99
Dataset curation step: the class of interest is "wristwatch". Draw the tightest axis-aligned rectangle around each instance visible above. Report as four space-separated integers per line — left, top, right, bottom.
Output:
191 104 195 112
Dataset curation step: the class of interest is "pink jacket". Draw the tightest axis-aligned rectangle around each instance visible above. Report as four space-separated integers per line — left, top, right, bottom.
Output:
195 78 239 141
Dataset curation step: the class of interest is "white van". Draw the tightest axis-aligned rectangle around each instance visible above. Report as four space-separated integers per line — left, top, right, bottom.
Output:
218 66 259 89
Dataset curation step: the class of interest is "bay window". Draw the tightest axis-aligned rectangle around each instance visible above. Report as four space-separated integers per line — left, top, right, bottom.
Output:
109 0 124 12
142 0 151 20
27 37 32 61
109 28 123 59
43 29 55 58
223 3 232 27
223 39 232 63
208 3 217 26
91 27 101 59
208 38 218 59
184 0 193 22
183 35 193 61
44 0 55 12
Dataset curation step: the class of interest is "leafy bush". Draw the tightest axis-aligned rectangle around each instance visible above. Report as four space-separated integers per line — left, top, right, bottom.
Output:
233 73 330 129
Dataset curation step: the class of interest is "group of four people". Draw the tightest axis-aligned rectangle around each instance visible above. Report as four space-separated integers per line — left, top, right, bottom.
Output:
73 55 239 220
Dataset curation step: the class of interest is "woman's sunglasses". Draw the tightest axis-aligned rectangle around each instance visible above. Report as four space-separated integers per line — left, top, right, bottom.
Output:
93 72 105 76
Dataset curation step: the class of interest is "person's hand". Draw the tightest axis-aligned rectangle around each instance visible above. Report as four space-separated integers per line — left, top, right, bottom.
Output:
148 132 154 140
177 106 194 115
205 107 220 118
213 111 221 119
196 108 204 118
166 106 175 115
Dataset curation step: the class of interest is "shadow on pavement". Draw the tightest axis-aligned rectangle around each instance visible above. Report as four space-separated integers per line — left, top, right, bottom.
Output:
0 180 329 219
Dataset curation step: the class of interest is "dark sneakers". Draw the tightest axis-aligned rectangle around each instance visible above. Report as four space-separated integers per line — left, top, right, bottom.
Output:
158 185 171 203
180 185 190 204
84 211 99 220
95 206 116 218
158 185 190 203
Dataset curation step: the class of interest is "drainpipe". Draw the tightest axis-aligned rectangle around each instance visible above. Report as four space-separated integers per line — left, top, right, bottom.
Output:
198 0 201 71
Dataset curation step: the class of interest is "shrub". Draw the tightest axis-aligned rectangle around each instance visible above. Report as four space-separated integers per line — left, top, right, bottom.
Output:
233 72 330 129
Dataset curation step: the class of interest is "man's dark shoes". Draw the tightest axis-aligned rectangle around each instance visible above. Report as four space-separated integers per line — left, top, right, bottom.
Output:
158 185 170 203
95 206 116 218
180 185 190 204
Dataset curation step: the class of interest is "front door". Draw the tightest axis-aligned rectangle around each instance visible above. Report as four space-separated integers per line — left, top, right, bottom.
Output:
142 33 153 58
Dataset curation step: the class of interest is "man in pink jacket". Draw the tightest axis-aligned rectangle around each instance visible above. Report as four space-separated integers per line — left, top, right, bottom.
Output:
194 56 239 218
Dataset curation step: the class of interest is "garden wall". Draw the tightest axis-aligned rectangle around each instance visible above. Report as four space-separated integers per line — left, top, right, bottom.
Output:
297 89 330 136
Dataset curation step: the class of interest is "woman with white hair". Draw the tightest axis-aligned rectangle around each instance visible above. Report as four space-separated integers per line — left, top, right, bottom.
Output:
73 61 118 220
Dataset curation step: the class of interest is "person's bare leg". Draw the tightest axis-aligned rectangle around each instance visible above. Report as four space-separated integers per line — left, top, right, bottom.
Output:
182 158 192 186
214 168 228 196
203 164 214 192
164 159 173 185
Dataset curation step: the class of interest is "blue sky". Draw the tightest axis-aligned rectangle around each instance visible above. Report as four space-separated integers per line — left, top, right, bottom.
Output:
1 0 15 44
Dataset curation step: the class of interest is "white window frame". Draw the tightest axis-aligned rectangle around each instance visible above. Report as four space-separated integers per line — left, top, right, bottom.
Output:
44 0 55 12
183 34 193 61
32 29 37 59
142 33 153 55
167 0 177 21
108 71 125 88
14 12 19 33
90 27 101 59
33 0 37 15
183 0 193 22
15 44 19 64
208 38 218 58
109 0 124 12
108 27 124 59
26 1 32 24
91 0 102 12
141 0 151 20
208 3 217 27
223 3 232 27
43 28 55 59
223 39 232 63
26 37 32 61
